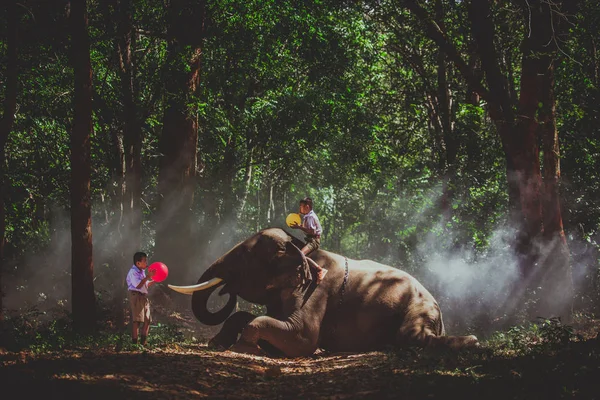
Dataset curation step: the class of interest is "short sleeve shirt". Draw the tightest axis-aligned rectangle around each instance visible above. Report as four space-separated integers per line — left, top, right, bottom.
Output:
126 265 149 294
302 210 323 236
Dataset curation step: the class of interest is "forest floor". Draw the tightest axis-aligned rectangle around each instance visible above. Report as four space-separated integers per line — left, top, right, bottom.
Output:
1 291 600 400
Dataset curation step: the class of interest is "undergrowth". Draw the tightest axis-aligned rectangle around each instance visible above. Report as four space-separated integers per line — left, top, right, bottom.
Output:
1 303 597 361
0 303 189 353
484 316 582 357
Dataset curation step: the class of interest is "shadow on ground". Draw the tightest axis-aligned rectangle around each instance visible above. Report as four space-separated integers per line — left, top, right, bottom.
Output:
1 337 599 400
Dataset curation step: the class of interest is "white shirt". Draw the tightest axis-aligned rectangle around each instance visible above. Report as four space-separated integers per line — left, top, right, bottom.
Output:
126 265 149 294
302 210 322 236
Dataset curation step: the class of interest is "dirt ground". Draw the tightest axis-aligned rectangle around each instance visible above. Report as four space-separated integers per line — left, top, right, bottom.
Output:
1 291 600 399
2 338 600 400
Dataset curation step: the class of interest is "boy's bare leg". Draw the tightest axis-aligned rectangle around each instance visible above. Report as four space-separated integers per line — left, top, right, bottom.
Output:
132 321 139 343
301 246 327 284
306 257 327 284
141 321 150 345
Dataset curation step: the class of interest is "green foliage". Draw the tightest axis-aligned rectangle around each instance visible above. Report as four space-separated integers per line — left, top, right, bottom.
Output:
0 304 189 352
1 0 600 334
537 317 577 348
0 307 72 352
485 317 578 357
146 322 186 347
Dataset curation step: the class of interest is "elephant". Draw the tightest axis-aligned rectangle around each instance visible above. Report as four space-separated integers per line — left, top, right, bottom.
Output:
168 228 478 357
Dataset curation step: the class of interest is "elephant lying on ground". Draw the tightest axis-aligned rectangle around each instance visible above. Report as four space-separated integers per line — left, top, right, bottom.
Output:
169 228 478 357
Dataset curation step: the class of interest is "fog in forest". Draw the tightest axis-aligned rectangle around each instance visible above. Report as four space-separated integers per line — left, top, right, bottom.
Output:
416 223 520 331
417 223 596 334
2 185 597 337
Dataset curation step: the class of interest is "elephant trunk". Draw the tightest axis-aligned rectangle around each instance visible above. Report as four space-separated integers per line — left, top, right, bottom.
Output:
191 262 237 326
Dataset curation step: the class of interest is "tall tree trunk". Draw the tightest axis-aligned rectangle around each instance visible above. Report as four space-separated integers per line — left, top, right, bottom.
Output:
109 126 127 333
255 177 261 232
0 0 18 323
199 173 219 245
267 181 275 224
154 0 206 283
273 181 287 225
466 0 523 221
116 0 142 251
591 38 599 87
499 0 573 318
97 0 140 338
536 2 574 319
434 0 456 218
538 62 573 318
220 135 236 228
407 0 575 319
467 0 543 266
236 141 253 219
70 0 96 333
435 0 455 170
539 72 562 242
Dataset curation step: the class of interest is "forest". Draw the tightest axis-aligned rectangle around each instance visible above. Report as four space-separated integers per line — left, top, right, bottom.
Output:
1 0 599 398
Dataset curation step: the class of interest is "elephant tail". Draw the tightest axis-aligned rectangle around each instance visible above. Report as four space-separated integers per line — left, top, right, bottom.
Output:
434 302 446 336
398 325 478 350
439 316 446 337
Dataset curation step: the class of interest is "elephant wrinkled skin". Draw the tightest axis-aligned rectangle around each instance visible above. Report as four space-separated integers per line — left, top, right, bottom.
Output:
169 228 478 357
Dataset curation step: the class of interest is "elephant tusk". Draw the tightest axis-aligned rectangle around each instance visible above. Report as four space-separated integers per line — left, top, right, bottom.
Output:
168 278 224 295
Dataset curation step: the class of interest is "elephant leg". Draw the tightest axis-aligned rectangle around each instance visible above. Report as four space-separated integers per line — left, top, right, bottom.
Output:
396 323 479 350
209 311 256 350
231 315 318 357
427 334 479 349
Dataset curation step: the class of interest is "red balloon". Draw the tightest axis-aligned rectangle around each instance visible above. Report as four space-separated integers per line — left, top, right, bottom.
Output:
148 262 169 283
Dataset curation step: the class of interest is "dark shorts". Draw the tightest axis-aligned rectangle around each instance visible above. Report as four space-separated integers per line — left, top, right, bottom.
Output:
304 236 321 253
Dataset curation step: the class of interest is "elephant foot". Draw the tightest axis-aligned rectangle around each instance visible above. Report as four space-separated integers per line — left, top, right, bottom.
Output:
208 332 238 351
464 335 480 347
229 341 266 356
207 338 229 351
426 334 480 351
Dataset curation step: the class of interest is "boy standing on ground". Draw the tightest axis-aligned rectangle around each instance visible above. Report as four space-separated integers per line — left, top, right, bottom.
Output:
291 197 327 284
126 252 155 345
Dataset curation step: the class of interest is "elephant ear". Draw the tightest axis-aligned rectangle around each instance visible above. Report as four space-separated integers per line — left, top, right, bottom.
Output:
287 241 313 286
270 239 312 288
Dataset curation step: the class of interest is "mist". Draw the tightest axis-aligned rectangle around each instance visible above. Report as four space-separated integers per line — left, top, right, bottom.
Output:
3 183 598 341
3 205 71 318
413 218 597 337
415 223 520 334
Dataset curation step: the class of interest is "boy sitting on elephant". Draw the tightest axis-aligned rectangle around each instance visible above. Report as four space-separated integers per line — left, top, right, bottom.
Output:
291 197 327 284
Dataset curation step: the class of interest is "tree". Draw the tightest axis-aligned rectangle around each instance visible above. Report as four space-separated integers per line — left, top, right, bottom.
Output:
403 0 577 318
0 0 18 322
116 0 143 251
1 0 597 333
154 0 206 283
70 0 96 333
